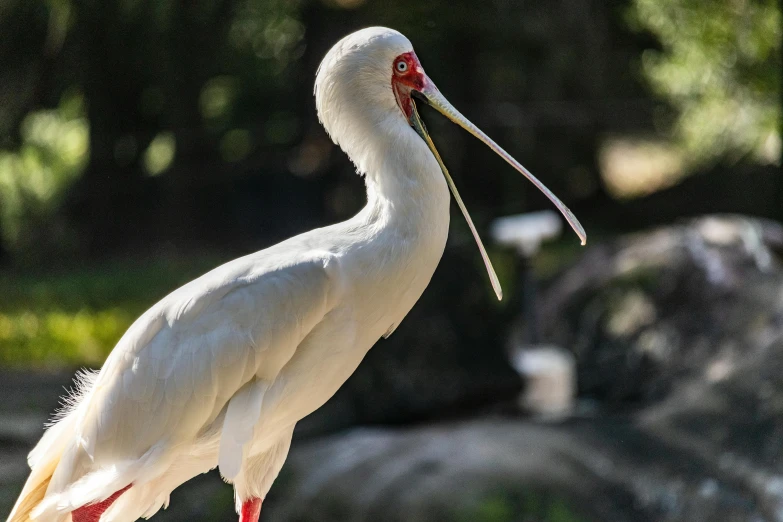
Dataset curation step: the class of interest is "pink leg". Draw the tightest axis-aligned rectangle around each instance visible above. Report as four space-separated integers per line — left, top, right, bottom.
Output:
240 497 262 522
71 485 131 522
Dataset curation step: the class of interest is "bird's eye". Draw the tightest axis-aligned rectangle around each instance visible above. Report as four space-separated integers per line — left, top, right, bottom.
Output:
396 61 408 73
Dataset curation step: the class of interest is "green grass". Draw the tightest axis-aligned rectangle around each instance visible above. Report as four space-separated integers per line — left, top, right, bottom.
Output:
0 255 224 368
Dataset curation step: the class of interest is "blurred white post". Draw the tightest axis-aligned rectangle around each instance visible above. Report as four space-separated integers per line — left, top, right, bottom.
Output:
510 346 576 418
491 210 562 345
490 210 562 257
491 211 576 418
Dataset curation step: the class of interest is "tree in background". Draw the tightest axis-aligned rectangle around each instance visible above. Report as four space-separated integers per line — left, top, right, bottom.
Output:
0 0 780 367
628 0 781 166
0 0 310 262
1 0 779 266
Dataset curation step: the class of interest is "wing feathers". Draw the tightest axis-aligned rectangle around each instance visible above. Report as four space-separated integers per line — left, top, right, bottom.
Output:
219 380 269 480
19 252 339 519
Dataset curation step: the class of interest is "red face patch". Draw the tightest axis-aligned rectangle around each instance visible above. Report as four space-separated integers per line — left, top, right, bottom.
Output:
391 52 426 121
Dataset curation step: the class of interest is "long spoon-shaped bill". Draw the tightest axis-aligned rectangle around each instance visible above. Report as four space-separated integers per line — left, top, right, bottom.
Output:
409 102 503 301
415 87 587 246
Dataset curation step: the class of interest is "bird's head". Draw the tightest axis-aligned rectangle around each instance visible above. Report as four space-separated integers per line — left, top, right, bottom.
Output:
315 28 418 147
316 27 586 300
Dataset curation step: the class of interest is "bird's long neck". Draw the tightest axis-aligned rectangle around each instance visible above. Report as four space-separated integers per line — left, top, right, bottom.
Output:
352 118 450 237
337 118 450 340
314 69 453 334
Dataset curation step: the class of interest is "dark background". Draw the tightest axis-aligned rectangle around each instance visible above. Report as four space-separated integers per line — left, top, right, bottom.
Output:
0 0 781 520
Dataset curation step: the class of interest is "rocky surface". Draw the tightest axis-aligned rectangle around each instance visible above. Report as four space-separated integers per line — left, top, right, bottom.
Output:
264 415 768 522
263 329 783 522
539 214 783 408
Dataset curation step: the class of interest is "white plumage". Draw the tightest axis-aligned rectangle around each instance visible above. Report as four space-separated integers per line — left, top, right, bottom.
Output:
8 26 583 522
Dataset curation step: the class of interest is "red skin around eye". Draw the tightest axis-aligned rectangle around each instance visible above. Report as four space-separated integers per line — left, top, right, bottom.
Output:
391 51 427 121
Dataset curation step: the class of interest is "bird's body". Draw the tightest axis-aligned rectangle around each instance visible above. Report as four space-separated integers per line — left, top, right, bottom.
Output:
41 157 446 521
9 27 583 522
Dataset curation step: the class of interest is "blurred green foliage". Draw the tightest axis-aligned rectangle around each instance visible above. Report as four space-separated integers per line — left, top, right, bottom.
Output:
0 0 779 262
0 90 88 255
0 0 780 368
0 257 220 367
0 0 308 260
628 0 781 165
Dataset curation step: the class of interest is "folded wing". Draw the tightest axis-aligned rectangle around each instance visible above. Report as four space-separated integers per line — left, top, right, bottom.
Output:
21 249 340 521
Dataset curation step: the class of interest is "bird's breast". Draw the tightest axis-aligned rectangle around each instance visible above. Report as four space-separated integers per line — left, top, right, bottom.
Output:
343 177 451 343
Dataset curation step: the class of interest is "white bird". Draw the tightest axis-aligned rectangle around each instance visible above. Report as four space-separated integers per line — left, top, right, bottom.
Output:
8 27 584 522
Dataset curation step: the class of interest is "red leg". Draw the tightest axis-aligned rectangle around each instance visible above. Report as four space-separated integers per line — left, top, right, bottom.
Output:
71 485 131 522
239 497 262 522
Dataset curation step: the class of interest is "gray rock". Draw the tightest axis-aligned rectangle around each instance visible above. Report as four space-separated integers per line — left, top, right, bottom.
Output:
262 417 764 522
538 215 783 408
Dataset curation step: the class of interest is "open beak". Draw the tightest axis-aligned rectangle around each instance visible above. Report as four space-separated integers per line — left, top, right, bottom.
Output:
407 81 586 301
